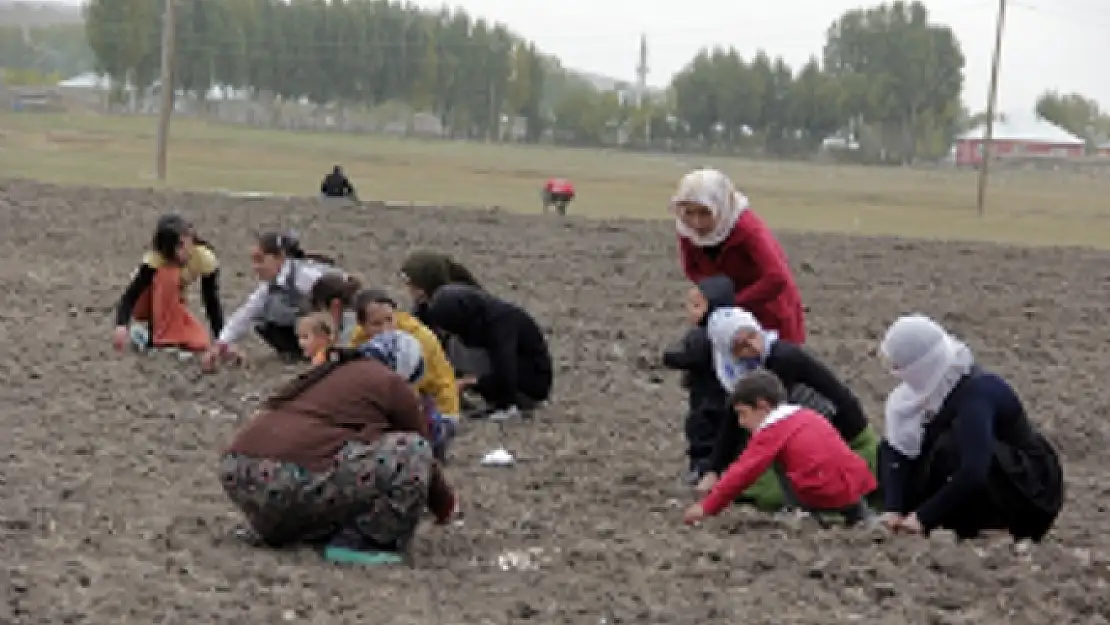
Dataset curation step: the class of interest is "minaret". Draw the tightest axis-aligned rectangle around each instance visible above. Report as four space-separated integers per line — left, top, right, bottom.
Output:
635 33 648 108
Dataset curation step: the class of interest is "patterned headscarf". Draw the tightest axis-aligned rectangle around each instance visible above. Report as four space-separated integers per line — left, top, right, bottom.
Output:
707 307 778 392
358 329 425 384
670 168 750 247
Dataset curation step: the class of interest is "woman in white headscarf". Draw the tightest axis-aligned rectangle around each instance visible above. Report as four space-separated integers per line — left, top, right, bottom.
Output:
877 315 1064 540
697 307 879 509
671 168 806 344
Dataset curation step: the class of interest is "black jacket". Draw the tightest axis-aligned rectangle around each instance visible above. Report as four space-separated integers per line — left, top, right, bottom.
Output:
708 340 869 473
321 171 356 198
424 284 553 409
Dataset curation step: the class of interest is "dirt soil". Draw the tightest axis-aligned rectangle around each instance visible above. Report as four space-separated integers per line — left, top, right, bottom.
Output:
2 179 1109 625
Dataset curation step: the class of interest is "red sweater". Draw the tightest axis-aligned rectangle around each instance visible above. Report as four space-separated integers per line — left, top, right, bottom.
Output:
701 406 876 515
678 209 806 344
544 178 574 194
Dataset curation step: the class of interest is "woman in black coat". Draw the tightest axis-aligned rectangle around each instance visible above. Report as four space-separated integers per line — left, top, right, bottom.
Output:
876 315 1064 540
423 284 553 417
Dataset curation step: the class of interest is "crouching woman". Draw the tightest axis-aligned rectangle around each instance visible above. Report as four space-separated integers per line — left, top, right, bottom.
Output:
219 343 457 564
877 315 1064 540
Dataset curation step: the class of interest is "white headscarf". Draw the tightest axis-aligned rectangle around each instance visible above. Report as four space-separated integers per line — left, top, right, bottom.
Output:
707 307 777 392
670 168 750 247
880 315 975 458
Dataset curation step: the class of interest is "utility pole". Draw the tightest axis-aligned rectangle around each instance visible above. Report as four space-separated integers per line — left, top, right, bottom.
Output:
976 0 1007 216
155 0 177 182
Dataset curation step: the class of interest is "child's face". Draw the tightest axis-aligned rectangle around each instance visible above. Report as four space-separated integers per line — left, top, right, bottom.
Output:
297 322 330 358
359 302 396 339
733 399 772 430
685 287 708 324
730 329 763 360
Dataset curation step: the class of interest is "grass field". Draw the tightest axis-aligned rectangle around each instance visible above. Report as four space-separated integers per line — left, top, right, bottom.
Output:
2 110 1109 247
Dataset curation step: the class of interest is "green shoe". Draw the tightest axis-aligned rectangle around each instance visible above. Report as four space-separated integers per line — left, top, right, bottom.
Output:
324 545 404 566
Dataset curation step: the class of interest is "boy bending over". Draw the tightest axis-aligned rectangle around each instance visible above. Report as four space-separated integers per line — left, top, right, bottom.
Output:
684 369 876 526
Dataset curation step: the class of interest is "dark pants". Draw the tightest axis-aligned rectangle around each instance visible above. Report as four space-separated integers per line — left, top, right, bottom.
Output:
541 190 574 215
446 337 549 411
256 322 305 360
773 463 873 527
686 407 727 476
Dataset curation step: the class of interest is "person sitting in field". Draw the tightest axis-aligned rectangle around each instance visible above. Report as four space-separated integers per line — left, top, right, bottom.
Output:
662 275 735 485
683 369 877 527
541 177 575 215
349 288 460 461
201 231 341 371
308 271 363 346
699 307 880 510
320 165 358 200
423 284 552 419
876 315 1064 540
113 214 223 354
671 168 806 344
298 312 337 366
219 333 457 566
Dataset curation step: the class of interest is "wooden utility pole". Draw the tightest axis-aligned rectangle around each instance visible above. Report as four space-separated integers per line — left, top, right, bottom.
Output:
155 0 177 181
976 0 1007 216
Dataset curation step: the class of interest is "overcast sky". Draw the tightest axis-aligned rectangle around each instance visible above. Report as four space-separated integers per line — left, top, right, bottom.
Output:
41 0 1109 115
413 0 1108 117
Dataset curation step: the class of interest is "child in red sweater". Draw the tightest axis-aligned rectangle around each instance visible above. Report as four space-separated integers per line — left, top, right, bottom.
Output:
684 369 876 526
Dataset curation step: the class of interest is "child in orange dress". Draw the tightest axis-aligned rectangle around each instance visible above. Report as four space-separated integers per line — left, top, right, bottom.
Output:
297 312 337 365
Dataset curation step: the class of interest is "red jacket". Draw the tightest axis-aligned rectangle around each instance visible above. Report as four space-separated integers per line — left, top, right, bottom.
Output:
701 406 876 515
678 209 806 344
544 178 574 195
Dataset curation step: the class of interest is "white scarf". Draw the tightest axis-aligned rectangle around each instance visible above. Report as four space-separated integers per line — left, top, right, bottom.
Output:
881 315 974 458
671 168 750 247
757 404 802 430
707 307 776 392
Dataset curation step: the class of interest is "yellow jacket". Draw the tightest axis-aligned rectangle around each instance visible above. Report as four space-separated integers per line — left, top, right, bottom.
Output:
349 311 460 418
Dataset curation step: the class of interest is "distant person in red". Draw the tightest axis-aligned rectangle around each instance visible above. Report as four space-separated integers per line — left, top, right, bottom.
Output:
671 168 806 344
683 369 876 527
541 178 575 215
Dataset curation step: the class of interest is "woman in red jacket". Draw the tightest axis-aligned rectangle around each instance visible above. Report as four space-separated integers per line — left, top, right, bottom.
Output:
671 168 806 344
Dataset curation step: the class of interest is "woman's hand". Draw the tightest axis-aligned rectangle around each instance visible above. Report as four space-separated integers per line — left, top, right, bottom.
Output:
877 512 904 532
695 472 719 495
112 326 129 352
898 513 924 535
200 347 220 373
456 376 477 391
683 503 707 525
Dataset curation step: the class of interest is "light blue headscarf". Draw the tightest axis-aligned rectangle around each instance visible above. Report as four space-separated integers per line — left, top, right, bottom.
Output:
707 307 779 392
357 329 425 384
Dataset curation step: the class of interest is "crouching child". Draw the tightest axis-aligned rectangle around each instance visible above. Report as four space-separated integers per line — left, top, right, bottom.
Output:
683 369 877 527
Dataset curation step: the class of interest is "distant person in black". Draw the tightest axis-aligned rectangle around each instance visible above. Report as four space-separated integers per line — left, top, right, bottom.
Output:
320 165 357 200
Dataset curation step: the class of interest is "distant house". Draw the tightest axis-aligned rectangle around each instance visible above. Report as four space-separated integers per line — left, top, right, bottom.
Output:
1095 140 1110 157
954 115 1085 166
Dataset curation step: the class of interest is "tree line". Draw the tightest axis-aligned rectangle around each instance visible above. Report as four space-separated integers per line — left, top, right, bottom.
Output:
62 0 1101 161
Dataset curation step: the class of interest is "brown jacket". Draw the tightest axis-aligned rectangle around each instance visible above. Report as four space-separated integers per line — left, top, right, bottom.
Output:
226 358 454 515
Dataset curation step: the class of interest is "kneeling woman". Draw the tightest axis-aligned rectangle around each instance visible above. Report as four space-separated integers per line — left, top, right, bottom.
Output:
219 332 457 564
700 307 879 509
113 214 223 353
877 315 1064 540
424 284 553 416
202 231 340 370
